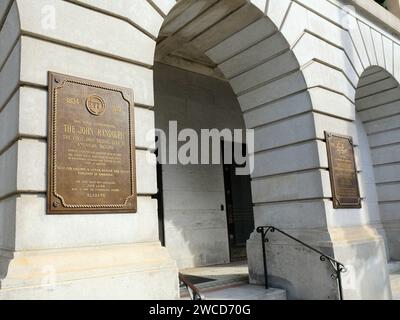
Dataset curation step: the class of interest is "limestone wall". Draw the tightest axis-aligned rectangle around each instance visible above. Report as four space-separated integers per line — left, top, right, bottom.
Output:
0 0 21 275
0 0 179 299
0 0 399 299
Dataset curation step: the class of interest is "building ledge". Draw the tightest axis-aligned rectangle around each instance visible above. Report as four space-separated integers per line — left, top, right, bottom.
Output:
346 0 400 37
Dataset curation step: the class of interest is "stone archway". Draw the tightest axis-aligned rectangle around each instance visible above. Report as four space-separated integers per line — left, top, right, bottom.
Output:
152 0 311 272
356 66 400 261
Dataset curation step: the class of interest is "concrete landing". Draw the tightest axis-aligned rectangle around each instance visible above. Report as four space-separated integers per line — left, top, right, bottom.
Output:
179 261 286 300
202 285 286 300
389 261 400 300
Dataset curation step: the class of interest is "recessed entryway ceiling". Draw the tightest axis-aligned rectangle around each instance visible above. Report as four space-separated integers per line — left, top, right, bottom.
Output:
155 0 265 79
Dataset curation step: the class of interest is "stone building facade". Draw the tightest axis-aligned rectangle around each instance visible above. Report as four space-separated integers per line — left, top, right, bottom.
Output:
0 0 400 299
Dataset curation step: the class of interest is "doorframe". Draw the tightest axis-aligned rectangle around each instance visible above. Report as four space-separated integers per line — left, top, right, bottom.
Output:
154 146 166 247
221 140 252 262
222 154 235 262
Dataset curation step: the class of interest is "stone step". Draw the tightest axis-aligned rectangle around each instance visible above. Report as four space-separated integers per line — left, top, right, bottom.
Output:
390 272 400 300
180 282 286 300
388 261 400 300
178 262 286 300
180 276 248 299
388 261 400 274
200 284 287 300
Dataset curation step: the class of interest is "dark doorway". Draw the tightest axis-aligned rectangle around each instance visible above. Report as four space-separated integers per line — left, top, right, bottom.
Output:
154 142 166 247
222 142 255 261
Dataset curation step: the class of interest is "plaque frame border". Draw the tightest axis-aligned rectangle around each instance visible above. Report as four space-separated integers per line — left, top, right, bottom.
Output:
325 131 362 209
47 72 137 214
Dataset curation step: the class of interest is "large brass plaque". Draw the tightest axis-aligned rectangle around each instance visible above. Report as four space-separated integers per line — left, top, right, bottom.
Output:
48 72 137 214
325 132 361 209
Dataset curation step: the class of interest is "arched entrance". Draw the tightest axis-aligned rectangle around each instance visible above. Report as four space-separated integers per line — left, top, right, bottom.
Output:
356 66 400 261
154 62 255 267
153 0 278 269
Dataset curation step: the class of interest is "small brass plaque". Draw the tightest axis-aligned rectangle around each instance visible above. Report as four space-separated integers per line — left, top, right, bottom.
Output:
48 72 137 214
325 132 361 209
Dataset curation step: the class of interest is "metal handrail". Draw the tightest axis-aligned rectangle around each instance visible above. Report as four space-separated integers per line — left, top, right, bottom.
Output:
256 226 347 300
179 273 204 301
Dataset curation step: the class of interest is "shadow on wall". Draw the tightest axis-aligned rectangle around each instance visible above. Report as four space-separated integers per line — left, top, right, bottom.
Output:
153 63 247 269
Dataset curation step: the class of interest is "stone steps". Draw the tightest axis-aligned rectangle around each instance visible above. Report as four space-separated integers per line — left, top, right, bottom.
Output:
389 261 400 300
179 274 286 300
179 276 248 299
390 273 400 300
179 262 286 300
200 285 287 300
180 281 286 300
